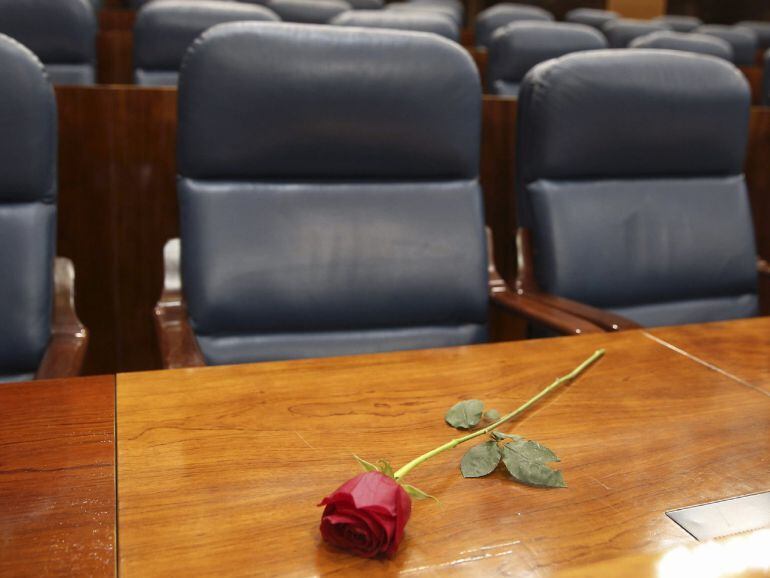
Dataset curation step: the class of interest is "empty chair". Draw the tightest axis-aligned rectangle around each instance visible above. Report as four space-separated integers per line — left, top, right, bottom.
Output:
602 18 669 48
488 21 606 96
346 0 384 8
0 34 87 382
515 50 761 329
0 0 96 85
155 22 593 368
737 21 770 50
475 3 553 49
133 0 280 87
764 48 770 105
653 14 701 33
265 0 350 23
564 8 618 30
630 31 733 62
331 11 459 41
696 25 758 66
385 2 461 26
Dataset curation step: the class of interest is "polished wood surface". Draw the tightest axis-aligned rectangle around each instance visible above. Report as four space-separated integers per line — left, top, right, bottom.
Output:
0 375 116 577
608 0 666 18
97 9 135 84
648 316 770 395
117 329 770 576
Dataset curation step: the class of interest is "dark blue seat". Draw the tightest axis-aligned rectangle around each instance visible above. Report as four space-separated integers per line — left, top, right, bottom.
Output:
602 18 669 48
0 0 96 85
630 31 734 62
475 3 553 49
696 25 758 66
564 8 617 30
331 10 458 41
385 2 462 27
263 0 350 23
516 50 759 329
488 21 606 97
133 0 280 87
652 15 702 33
737 21 770 50
0 34 87 382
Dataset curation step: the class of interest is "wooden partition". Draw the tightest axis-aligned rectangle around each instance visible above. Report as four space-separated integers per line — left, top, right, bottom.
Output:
55 85 770 374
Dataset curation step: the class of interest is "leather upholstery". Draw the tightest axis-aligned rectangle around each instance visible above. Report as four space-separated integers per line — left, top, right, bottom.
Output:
331 11 459 41
738 21 770 49
385 3 462 26
475 3 553 49
602 18 669 48
488 21 606 96
265 0 350 23
517 50 757 327
0 35 56 377
564 8 617 30
653 15 701 33
0 0 95 85
696 25 758 66
630 31 734 62
134 0 279 86
177 22 488 364
347 0 384 8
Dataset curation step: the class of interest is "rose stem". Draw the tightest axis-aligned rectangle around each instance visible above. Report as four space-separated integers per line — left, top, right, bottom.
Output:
392 348 605 481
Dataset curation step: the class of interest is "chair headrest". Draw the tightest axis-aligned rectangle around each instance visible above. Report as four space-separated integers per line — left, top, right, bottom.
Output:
134 0 280 71
178 22 480 180
475 3 553 47
331 10 459 41
518 50 750 183
602 18 670 48
652 14 702 33
0 34 56 203
630 30 734 62
265 0 351 23
0 0 95 64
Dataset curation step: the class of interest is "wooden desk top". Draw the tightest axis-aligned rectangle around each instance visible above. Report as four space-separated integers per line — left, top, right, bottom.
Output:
116 329 770 577
0 375 116 577
648 316 770 396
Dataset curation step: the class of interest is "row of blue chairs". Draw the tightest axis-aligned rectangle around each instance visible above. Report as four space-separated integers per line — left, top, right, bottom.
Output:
0 21 763 380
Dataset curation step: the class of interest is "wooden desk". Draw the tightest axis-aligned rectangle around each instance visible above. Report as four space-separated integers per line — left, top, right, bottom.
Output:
0 375 116 577
648 316 770 396
116 329 770 576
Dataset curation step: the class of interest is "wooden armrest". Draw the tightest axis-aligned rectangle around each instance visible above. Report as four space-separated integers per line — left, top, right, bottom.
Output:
757 257 770 277
153 238 205 369
35 257 88 380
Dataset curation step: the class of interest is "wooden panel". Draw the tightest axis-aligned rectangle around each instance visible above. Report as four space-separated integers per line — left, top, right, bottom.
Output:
116 329 770 576
666 0 770 24
97 9 135 85
608 0 666 18
647 317 770 395
0 375 116 577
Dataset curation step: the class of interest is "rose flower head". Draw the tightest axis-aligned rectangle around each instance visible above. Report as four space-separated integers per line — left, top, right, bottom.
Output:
319 471 412 558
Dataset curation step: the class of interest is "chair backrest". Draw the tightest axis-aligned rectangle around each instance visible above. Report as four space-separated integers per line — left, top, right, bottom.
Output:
385 2 462 26
737 21 770 50
564 8 617 30
265 0 350 23
652 14 701 33
517 50 757 327
0 34 56 380
602 18 669 48
488 21 606 96
134 0 280 86
696 25 758 66
0 0 96 85
475 3 553 49
347 0 384 8
630 31 734 62
331 10 458 41
177 22 487 365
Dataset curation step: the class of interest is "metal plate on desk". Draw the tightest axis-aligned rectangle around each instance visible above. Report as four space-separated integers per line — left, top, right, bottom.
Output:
667 492 770 541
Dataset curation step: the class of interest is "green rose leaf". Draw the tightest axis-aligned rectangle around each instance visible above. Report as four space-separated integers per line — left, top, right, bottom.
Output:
484 409 501 422
501 439 566 488
460 440 502 478
401 483 439 502
491 431 521 442
377 459 395 478
445 399 484 429
353 455 379 473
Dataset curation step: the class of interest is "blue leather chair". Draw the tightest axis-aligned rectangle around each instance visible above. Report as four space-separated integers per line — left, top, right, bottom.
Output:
564 8 617 31
696 25 758 66
0 34 87 382
347 0 384 8
475 3 553 49
602 18 669 48
737 21 770 51
331 10 458 41
0 0 96 85
385 3 462 27
652 15 701 33
154 22 596 368
133 0 280 86
488 21 606 97
514 50 762 330
630 31 734 62
264 0 350 23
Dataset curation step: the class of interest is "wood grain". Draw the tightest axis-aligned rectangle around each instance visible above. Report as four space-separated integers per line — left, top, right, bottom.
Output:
97 9 135 84
647 317 770 395
0 375 116 577
116 329 770 576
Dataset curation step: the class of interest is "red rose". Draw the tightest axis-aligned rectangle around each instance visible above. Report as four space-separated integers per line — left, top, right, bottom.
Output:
319 471 412 558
